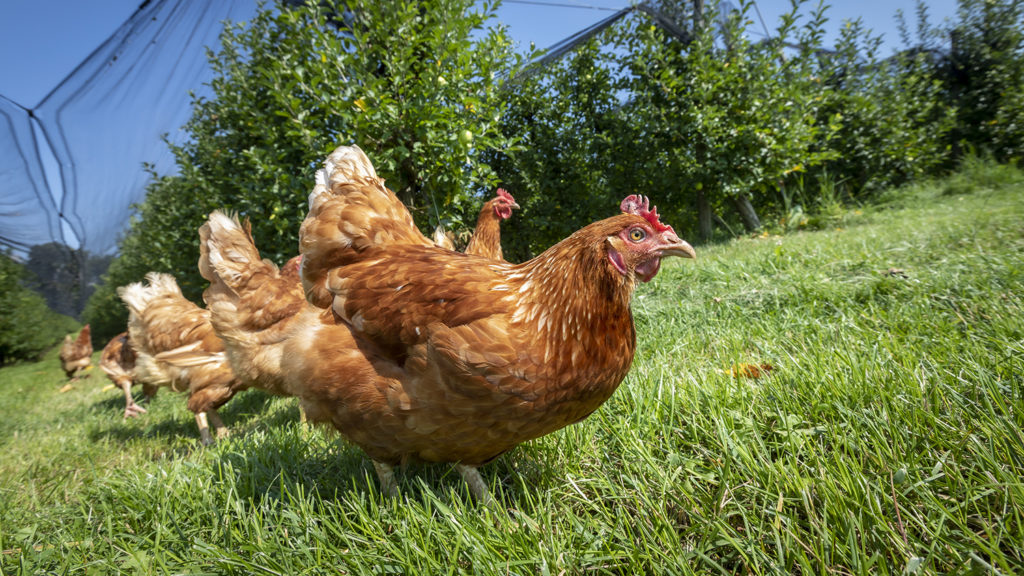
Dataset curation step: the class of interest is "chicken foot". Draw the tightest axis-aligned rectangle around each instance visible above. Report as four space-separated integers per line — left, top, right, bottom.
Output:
195 409 230 445
373 461 400 497
120 381 148 419
371 461 495 506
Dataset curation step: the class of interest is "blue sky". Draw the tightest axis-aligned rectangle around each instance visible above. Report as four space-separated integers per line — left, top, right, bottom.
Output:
1 0 960 107
0 0 960 254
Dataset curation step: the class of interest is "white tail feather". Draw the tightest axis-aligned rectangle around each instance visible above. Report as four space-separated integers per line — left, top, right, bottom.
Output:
117 272 182 315
153 340 226 367
308 145 380 211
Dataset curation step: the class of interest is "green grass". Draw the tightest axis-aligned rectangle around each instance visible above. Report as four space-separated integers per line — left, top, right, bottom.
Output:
2 162 1023 574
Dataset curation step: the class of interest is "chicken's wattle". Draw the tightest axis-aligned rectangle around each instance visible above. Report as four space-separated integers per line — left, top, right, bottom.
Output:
635 257 661 282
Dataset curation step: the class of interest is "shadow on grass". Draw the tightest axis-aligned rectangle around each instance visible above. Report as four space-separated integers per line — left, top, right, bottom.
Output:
86 384 550 512
220 389 301 430
213 426 375 501
89 407 201 447
87 387 299 444
206 419 547 513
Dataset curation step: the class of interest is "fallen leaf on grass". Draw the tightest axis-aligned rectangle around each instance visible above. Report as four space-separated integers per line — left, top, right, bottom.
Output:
720 363 774 379
2 541 81 555
101 384 116 392
881 267 908 278
59 384 74 393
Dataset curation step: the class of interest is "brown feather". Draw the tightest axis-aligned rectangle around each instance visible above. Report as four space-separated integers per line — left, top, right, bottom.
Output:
300 146 433 308
198 211 308 396
99 332 136 388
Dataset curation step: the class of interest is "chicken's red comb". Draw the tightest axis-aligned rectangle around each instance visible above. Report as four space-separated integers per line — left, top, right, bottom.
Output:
496 188 515 203
620 194 673 233
282 254 303 273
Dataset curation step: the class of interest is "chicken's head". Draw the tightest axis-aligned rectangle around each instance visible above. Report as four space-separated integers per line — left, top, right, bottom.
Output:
606 196 695 283
492 188 520 220
281 255 303 279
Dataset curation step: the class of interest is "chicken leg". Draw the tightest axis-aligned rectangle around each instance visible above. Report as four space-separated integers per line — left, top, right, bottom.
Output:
208 409 230 440
456 464 495 507
373 461 400 497
195 410 229 445
371 461 495 507
121 381 148 419
195 412 214 445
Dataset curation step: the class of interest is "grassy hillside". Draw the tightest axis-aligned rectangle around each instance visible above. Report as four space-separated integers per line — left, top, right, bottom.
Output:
1 163 1022 574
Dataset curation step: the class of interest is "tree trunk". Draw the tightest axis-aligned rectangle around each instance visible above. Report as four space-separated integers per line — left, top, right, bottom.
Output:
733 193 762 232
697 188 713 242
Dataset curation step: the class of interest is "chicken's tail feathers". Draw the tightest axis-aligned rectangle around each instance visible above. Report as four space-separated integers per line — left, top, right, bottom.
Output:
117 272 182 316
433 225 455 251
71 324 93 350
199 210 305 351
198 211 270 297
300 145 432 307
308 145 379 212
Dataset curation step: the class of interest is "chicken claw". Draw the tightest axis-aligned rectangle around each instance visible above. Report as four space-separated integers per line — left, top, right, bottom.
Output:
195 410 229 445
123 401 148 419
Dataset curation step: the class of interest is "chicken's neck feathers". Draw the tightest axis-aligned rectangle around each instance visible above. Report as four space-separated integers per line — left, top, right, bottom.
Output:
465 201 502 260
501 228 637 378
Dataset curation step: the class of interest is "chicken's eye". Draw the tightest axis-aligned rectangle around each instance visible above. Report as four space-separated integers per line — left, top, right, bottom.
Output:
628 228 647 242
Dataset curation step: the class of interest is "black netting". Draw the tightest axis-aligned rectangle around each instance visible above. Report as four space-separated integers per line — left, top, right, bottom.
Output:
0 96 62 252
0 0 256 258
1 0 727 261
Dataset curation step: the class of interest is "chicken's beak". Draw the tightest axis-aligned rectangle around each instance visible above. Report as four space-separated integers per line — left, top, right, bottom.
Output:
659 232 696 260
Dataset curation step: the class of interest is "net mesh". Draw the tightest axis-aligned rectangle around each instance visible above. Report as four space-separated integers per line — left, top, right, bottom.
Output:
0 0 256 258
1 0 729 261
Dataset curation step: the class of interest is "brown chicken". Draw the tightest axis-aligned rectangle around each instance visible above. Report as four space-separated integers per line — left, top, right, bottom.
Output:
59 324 93 380
432 188 519 259
464 188 519 260
197 213 306 398
117 272 241 444
98 332 157 418
281 145 696 503
197 186 512 403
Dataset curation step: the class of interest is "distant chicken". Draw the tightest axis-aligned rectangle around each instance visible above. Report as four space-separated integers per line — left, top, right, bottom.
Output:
432 188 520 259
274 145 696 503
59 324 93 380
98 332 157 418
464 188 519 260
117 273 241 444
